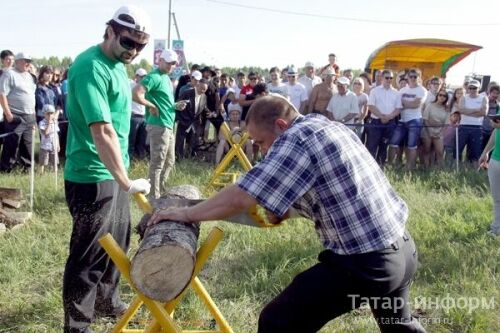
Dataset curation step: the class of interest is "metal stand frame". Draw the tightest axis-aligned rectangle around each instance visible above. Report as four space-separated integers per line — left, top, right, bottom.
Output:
98 227 234 333
209 122 252 187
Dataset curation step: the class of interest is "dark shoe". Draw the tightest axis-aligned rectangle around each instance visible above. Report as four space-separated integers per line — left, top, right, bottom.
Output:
95 301 128 319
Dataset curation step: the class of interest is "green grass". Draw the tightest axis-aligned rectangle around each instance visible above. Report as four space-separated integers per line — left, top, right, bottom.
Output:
0 161 499 333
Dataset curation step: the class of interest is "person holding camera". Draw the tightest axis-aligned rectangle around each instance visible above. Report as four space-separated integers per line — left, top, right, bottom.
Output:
176 79 209 159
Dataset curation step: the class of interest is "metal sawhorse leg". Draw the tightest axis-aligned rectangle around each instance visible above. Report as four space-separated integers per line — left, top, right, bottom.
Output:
98 227 234 333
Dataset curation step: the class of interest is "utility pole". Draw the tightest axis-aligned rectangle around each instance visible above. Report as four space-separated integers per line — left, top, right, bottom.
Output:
171 12 188 72
167 0 172 48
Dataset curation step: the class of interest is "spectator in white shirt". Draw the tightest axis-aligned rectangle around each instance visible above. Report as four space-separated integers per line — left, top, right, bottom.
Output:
299 61 322 103
285 67 308 114
326 76 359 129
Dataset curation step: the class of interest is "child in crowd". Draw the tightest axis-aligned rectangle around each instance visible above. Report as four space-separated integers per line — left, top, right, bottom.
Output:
215 105 252 165
38 104 60 174
443 111 461 166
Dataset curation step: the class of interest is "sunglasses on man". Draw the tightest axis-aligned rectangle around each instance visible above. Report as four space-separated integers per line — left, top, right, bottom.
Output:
119 35 147 52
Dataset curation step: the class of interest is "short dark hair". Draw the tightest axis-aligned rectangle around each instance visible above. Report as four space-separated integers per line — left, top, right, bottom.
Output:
408 68 421 77
489 85 500 94
252 83 268 96
248 72 257 78
236 72 245 78
191 64 200 71
269 67 279 74
198 78 209 85
246 95 298 130
0 50 14 60
381 69 393 77
328 53 336 58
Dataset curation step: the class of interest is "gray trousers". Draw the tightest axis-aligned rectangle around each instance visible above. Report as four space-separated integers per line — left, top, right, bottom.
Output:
147 124 175 199
488 159 500 234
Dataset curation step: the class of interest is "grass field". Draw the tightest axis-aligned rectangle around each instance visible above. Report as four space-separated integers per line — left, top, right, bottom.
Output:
0 160 499 333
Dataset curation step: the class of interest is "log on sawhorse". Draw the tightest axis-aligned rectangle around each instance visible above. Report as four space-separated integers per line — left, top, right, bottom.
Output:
98 227 234 333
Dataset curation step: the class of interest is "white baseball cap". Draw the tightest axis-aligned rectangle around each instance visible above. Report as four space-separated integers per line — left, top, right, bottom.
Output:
112 5 152 34
160 49 178 63
287 67 299 76
135 68 147 76
468 80 481 88
304 61 315 68
191 70 202 80
15 52 32 61
337 76 350 86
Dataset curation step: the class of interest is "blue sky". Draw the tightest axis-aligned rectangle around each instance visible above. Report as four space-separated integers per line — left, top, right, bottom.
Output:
3 0 499 85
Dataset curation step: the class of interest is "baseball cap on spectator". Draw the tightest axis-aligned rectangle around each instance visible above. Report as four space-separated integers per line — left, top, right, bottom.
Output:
135 68 147 77
304 61 315 68
337 76 350 86
468 80 481 88
228 103 242 113
15 52 31 61
160 49 178 63
112 5 152 34
43 104 56 114
191 70 202 80
287 67 298 76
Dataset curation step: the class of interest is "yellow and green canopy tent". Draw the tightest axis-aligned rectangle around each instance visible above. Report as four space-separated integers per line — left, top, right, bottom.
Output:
364 38 482 81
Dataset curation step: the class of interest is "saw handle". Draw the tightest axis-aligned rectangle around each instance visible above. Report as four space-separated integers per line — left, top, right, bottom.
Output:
133 192 154 214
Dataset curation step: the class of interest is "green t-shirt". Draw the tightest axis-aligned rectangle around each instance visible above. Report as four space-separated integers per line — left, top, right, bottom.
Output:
64 45 131 183
142 68 175 129
492 109 500 161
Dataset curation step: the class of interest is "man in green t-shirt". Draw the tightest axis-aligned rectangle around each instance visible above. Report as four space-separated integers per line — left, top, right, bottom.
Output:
479 105 500 237
133 49 186 199
63 5 151 332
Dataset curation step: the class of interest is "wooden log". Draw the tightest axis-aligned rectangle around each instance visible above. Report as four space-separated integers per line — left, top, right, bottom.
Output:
2 198 22 209
130 185 202 303
0 187 22 201
0 209 32 228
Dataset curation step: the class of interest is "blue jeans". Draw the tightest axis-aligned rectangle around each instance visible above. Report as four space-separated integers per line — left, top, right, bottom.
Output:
389 119 423 149
458 125 482 162
365 119 396 165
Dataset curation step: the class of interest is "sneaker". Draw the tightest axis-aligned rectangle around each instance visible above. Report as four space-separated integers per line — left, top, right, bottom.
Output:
95 301 128 319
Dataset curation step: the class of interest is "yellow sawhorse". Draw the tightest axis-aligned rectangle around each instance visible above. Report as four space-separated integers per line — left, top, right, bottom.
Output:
209 122 252 187
98 227 234 333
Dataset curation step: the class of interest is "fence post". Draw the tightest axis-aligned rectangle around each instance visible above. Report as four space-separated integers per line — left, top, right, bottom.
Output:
30 126 35 211
455 126 459 173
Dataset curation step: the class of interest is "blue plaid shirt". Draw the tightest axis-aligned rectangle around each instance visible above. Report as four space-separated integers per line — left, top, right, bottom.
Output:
237 114 407 254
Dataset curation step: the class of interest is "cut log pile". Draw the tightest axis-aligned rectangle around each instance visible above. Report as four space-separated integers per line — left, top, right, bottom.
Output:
0 187 32 233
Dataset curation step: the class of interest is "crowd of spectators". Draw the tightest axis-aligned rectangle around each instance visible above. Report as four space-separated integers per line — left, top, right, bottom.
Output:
0 49 498 173
0 49 68 173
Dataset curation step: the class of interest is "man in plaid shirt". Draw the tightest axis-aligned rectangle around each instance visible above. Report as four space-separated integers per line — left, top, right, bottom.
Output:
149 95 426 333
